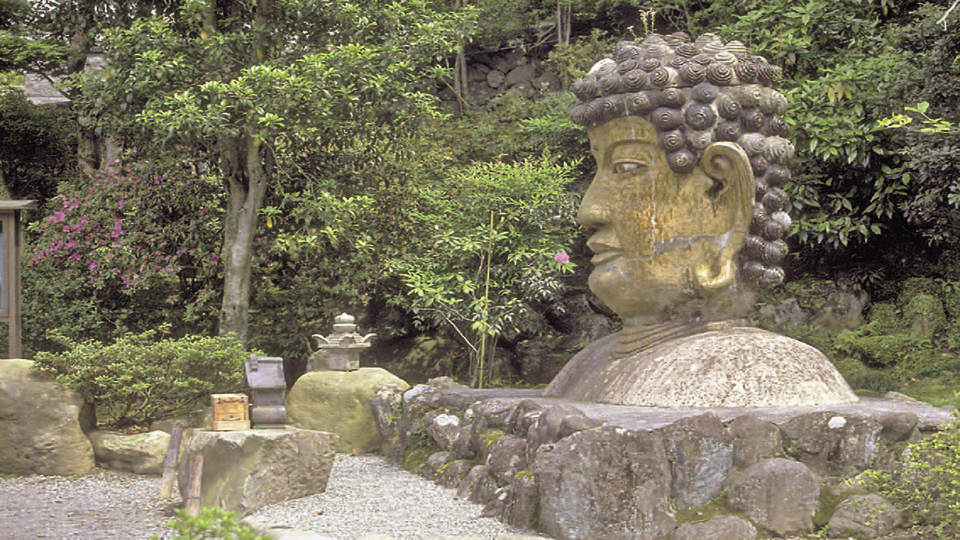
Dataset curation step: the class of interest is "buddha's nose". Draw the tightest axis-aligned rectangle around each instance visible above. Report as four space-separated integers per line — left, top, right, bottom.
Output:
578 175 612 229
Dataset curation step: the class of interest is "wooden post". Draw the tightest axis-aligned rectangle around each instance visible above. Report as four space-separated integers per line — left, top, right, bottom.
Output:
158 425 184 499
185 452 204 517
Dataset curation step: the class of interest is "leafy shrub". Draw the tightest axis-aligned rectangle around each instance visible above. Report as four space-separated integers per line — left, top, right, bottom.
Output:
33 328 249 427
869 422 960 539
865 303 907 336
151 508 269 540
832 356 900 395
834 330 923 367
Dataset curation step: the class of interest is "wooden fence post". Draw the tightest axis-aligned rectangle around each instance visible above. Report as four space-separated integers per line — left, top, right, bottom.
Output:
158 425 184 499
184 452 204 517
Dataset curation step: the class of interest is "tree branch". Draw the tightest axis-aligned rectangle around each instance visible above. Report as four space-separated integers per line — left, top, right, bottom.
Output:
939 0 960 29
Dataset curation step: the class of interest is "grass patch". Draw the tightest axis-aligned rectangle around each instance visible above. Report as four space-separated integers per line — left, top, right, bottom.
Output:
898 379 960 408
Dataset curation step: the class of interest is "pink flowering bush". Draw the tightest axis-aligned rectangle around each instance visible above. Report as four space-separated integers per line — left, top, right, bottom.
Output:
25 153 224 344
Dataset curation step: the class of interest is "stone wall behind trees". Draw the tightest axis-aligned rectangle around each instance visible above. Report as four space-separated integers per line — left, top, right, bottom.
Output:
438 48 562 107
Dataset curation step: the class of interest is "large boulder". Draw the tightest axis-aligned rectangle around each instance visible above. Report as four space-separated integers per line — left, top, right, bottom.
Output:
287 367 409 453
781 412 883 477
727 415 782 469
88 430 170 474
674 515 757 540
535 426 675 540
659 413 732 509
726 458 820 537
826 493 904 539
178 428 338 516
0 359 95 475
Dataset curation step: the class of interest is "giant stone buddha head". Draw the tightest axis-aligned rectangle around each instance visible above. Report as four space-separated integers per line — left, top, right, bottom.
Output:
570 33 794 330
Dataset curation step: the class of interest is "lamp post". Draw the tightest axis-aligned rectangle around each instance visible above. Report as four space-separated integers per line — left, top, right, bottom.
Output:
311 313 376 371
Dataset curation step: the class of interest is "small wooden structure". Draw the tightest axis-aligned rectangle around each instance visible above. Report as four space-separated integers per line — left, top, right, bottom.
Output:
211 393 250 431
0 201 36 358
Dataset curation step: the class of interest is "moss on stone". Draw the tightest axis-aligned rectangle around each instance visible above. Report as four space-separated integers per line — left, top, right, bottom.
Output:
903 294 946 339
674 496 735 526
480 428 504 449
813 486 845 530
941 281 960 318
402 429 439 471
514 469 535 480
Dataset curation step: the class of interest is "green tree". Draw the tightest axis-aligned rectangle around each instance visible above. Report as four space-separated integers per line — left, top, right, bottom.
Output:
63 0 476 342
382 155 579 385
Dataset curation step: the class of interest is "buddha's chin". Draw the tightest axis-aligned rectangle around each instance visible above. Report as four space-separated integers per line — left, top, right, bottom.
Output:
587 264 679 324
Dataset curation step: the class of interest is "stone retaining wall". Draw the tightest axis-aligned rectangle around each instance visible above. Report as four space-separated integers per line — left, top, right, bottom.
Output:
372 384 954 540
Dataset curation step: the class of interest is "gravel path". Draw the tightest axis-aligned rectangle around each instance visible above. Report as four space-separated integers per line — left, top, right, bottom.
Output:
0 454 549 540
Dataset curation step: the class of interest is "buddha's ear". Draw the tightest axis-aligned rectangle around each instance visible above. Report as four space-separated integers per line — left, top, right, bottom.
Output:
694 142 754 292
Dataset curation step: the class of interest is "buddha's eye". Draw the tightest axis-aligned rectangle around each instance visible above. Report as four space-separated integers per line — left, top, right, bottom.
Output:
613 160 647 174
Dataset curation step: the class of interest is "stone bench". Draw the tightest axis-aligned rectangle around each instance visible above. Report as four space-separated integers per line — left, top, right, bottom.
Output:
178 427 339 516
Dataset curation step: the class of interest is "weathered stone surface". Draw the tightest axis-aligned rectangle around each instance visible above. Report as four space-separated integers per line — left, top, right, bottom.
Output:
726 415 782 469
782 412 882 477
422 451 451 480
88 430 170 474
726 458 820 537
876 411 919 442
436 459 472 488
0 359 95 475
424 409 462 452
377 386 956 540
486 434 528 486
456 399 519 462
674 515 757 540
525 404 602 463
178 428 337 516
370 387 405 441
287 367 409 453
545 328 859 407
535 426 675 540
508 399 545 438
826 493 904 539
150 408 213 433
489 475 539 530
758 298 808 331
660 413 732 509
457 464 499 505
486 69 504 88
400 385 444 438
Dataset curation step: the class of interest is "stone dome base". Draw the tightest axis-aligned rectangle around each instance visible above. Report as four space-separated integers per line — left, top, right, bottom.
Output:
543 327 858 408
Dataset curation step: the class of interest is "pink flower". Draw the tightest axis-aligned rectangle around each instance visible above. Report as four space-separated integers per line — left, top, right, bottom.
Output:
48 211 66 224
111 218 124 239
554 251 570 264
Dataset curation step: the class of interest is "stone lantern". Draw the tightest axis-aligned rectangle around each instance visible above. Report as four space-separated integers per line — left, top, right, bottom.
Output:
311 313 376 371
244 355 286 428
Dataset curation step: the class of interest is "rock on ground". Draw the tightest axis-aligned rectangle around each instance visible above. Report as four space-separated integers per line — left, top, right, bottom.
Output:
0 359 95 475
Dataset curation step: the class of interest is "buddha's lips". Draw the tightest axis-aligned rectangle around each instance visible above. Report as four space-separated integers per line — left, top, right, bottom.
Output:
591 250 622 266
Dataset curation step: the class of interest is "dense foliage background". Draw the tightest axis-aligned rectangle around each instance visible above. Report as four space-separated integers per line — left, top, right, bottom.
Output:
0 0 958 393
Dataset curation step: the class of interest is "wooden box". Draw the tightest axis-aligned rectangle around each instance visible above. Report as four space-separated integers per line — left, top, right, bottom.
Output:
211 393 250 431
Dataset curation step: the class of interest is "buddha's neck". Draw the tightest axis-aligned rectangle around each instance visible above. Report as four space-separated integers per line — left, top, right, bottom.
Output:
614 318 752 359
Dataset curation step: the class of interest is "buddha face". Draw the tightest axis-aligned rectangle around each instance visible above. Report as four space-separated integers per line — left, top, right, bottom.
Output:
579 116 754 326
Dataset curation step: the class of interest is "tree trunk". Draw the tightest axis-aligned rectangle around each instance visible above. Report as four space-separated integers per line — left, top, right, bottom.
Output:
218 136 270 342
